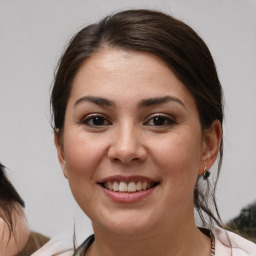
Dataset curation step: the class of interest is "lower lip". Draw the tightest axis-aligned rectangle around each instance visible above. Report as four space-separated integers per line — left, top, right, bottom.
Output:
101 186 156 203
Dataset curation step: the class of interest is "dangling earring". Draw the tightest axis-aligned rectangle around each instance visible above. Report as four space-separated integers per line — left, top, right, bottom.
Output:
203 166 210 180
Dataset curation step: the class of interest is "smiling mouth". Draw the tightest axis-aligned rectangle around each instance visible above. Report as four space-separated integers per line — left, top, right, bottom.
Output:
100 181 159 193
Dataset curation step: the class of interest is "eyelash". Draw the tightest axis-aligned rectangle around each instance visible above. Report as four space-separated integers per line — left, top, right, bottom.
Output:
81 114 111 127
81 113 176 128
143 114 176 127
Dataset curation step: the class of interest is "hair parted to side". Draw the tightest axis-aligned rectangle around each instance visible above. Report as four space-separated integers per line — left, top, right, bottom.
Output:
0 163 25 240
51 9 224 229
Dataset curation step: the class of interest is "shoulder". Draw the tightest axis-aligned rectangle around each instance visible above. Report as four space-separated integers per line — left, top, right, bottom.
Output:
214 227 256 256
31 237 73 256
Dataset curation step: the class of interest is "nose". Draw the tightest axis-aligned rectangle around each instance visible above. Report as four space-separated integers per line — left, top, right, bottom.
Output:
107 123 147 164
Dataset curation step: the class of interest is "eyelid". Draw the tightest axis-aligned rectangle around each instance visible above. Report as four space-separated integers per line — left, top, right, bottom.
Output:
81 113 112 127
143 113 176 126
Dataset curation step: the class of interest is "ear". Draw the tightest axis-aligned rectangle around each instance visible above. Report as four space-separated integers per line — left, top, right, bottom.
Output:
54 130 68 179
199 120 222 175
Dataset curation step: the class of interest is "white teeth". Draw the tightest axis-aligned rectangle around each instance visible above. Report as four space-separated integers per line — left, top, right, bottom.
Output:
142 181 147 190
103 181 156 193
136 181 142 191
119 182 128 192
113 181 119 191
107 181 113 190
128 182 136 192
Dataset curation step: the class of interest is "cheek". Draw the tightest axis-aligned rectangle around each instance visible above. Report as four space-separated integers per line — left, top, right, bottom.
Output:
153 132 202 170
151 130 203 199
63 131 106 177
153 135 202 210
62 132 108 210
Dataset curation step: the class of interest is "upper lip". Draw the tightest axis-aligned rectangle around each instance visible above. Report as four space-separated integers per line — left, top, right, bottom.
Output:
98 175 159 183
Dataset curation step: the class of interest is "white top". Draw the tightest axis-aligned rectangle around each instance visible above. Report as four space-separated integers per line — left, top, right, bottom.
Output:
31 237 73 256
32 227 256 256
214 227 256 255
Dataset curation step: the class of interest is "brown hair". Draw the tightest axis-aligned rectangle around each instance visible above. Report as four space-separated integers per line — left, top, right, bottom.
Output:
51 9 223 228
0 163 25 240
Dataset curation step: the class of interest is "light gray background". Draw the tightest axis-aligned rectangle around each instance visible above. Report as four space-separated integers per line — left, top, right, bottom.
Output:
0 0 255 241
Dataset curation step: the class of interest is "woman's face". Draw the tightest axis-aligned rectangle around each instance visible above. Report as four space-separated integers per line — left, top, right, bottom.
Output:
56 49 214 236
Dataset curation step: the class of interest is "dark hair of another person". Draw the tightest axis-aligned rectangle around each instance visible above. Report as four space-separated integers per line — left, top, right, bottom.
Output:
0 163 25 239
0 163 51 254
51 9 224 229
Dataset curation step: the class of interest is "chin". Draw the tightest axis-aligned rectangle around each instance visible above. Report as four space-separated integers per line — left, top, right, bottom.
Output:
92 209 158 237
99 222 152 237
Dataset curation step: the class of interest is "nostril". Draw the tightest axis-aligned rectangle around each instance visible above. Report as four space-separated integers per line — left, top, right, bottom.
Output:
112 156 143 165
107 132 147 164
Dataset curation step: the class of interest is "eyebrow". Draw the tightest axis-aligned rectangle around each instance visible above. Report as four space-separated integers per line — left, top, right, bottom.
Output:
74 96 115 107
139 96 185 108
74 95 185 109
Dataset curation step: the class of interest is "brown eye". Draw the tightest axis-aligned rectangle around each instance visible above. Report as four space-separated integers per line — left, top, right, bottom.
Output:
82 115 111 127
145 115 176 127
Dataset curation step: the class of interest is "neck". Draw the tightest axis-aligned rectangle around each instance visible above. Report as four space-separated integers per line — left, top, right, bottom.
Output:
86 216 211 256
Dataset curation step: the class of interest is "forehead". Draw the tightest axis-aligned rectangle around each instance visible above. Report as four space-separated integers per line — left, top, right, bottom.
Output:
69 48 193 104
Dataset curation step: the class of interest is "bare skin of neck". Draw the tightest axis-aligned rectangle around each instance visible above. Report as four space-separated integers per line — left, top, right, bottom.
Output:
85 212 211 256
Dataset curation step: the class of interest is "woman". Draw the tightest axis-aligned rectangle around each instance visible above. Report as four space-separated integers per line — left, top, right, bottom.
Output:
39 9 256 255
0 163 49 256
